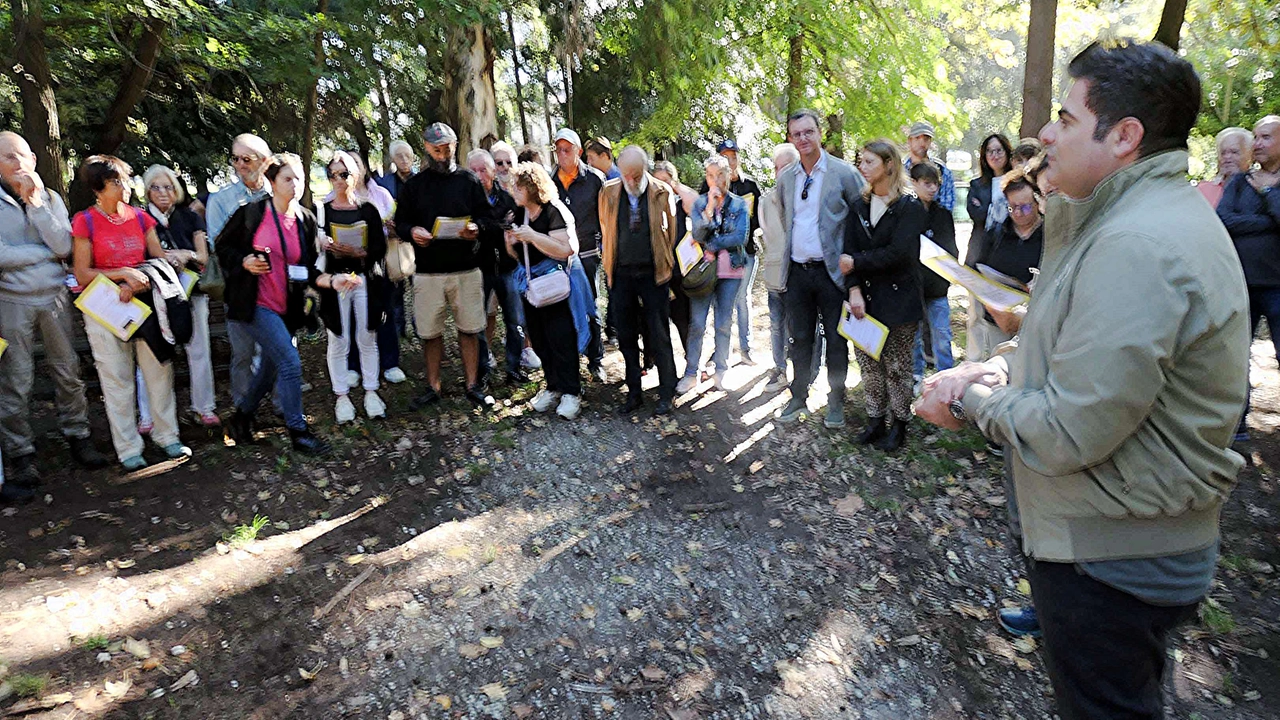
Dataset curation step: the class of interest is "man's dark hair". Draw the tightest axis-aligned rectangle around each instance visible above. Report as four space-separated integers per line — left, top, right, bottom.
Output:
1067 38 1201 157
80 155 132 193
786 109 823 136
585 139 613 159
518 146 544 165
909 162 941 184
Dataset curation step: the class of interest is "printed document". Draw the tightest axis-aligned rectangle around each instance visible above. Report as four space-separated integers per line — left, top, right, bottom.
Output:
74 274 151 341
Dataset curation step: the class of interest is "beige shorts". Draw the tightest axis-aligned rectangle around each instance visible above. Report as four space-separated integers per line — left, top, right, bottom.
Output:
412 269 486 339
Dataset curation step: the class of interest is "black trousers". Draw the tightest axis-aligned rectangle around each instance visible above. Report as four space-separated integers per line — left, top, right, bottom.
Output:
785 262 848 399
523 298 581 396
669 280 691 355
613 268 678 401
1028 559 1199 720
579 254 605 367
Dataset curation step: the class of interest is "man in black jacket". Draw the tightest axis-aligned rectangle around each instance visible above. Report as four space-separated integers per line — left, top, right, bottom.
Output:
394 123 495 409
551 128 607 380
466 147 527 387
1218 114 1280 441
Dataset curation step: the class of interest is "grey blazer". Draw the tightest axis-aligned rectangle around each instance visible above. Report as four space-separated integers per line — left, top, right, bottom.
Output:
776 150 867 291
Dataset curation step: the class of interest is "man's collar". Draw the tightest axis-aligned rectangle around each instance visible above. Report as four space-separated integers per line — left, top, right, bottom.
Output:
794 151 827 176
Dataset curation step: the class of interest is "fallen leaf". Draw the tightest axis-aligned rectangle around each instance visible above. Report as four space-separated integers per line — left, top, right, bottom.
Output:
480 682 506 701
610 575 636 585
433 694 452 709
579 604 597 620
169 669 199 691
1016 578 1032 596
478 635 504 649
625 607 645 621
458 644 487 660
1012 636 1037 654
775 660 805 696
104 677 132 698
298 661 323 681
123 637 150 659
952 602 988 620
640 666 667 681
832 493 865 517
513 704 534 718
601 697 617 711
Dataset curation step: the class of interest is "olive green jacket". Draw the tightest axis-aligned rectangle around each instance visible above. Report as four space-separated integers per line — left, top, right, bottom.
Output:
963 150 1250 563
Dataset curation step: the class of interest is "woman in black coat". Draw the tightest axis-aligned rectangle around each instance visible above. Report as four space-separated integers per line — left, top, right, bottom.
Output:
216 153 359 456
842 140 927 451
965 133 1014 266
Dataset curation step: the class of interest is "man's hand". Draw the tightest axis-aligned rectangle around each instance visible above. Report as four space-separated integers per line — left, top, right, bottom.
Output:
12 170 45 207
987 305 1025 335
411 227 433 247
459 222 479 240
1248 171 1280 192
921 361 1007 405
914 385 964 431
847 287 866 319
838 253 855 275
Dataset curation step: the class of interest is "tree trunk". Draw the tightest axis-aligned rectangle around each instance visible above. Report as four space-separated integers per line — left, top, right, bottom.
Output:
543 67 555 147
824 112 844 158
507 10 529 144
67 17 167 211
1019 0 1057 141
351 112 373 176
300 0 330 209
442 23 499 156
376 62 394 174
1153 0 1189 50
10 0 66 197
560 50 574 129
787 32 804 117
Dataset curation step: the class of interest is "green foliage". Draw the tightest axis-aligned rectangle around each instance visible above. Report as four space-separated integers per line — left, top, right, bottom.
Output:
77 634 111 651
8 673 48 699
1200 598 1236 635
225 514 271 547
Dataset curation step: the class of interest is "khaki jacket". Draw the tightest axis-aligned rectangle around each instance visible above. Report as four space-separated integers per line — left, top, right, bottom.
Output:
758 187 787 292
599 174 678 287
963 151 1250 563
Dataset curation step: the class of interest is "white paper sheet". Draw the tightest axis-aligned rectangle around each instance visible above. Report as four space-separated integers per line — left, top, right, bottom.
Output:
180 268 200 296
431 216 471 240
838 304 889 361
331 221 368 249
74 274 151 341
919 236 1030 312
675 232 702 275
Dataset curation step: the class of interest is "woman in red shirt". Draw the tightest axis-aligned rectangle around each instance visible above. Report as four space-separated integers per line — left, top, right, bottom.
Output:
71 155 189 471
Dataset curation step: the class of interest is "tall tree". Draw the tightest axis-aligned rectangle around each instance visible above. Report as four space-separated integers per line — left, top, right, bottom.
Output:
507 9 530 144
300 0 330 207
1019 0 1057 140
442 23 499 154
1153 0 1189 50
8 0 64 196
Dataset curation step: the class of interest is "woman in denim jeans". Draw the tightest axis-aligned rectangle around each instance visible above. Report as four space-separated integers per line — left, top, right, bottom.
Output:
678 155 748 393
217 154 361 456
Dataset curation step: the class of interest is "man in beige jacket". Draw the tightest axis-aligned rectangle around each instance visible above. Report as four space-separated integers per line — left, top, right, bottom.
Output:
917 40 1249 719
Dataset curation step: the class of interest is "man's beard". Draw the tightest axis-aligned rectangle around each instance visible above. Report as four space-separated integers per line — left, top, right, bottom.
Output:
623 179 642 196
425 155 455 174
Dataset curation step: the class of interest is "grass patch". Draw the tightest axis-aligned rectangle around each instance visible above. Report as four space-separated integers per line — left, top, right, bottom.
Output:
467 462 492 480
864 495 903 514
77 634 111 651
907 478 940 500
934 431 988 452
1218 554 1248 572
1200 599 1236 635
225 514 270 547
9 673 48 698
492 433 516 450
274 454 291 473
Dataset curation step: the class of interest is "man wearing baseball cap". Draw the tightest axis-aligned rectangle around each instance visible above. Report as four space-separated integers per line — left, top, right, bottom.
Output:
394 122 496 409
904 121 955 212
552 128 608 381
586 137 621 181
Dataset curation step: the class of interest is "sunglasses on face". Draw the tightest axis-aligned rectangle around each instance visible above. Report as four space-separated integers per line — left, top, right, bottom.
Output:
495 160 512 167
229 154 259 166
327 170 351 180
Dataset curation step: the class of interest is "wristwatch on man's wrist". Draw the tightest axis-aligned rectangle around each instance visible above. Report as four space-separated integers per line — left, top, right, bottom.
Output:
948 398 967 422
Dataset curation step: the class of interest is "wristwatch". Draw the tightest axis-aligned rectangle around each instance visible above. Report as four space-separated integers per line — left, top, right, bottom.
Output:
948 398 967 422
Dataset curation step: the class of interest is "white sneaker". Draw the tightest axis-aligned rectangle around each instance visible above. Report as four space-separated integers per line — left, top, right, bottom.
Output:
521 347 543 369
556 394 581 420
713 372 727 391
364 391 387 419
531 389 561 412
383 367 407 384
344 370 360 388
676 376 697 394
334 395 356 424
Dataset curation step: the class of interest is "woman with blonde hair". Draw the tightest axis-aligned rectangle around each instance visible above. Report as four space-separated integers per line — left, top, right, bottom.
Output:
1197 127 1253 208
841 139 926 450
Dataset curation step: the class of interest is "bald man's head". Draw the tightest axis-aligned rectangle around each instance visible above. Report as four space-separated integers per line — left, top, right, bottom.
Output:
0 132 38 189
1255 115 1280 169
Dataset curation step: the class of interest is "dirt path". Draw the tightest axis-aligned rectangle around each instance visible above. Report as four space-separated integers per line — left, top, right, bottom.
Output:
1 268 1278 719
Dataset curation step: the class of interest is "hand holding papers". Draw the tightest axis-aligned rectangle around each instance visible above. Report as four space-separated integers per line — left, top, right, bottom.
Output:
330 221 368 249
919 236 1029 312
675 232 703 276
431 216 471 240
74 274 152 341
838 303 889 361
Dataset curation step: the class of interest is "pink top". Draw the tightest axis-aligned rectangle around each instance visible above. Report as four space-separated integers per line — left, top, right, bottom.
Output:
1196 179 1225 209
253 207 303 315
71 205 156 270
716 250 746 279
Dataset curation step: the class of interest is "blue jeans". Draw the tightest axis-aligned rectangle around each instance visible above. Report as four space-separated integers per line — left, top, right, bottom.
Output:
913 295 955 377
496 268 526 370
734 254 758 356
233 307 306 432
685 277 741 377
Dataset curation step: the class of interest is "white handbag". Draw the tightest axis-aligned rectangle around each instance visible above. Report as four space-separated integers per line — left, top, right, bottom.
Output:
385 236 416 282
522 239 571 308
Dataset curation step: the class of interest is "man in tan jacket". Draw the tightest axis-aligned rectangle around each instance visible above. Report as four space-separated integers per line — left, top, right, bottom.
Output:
917 40 1249 719
599 146 678 415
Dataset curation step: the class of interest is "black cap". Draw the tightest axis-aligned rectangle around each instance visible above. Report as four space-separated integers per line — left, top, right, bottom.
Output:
716 139 739 153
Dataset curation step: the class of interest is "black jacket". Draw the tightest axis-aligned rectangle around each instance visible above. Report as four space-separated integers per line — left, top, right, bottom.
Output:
483 184 519 274
965 175 997 266
318 200 388 336
393 166 495 274
845 194 927 327
975 217 1043 324
215 198 322 333
919 201 957 299
1218 173 1280 288
553 161 606 256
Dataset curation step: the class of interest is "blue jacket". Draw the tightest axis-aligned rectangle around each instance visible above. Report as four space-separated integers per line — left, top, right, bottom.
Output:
513 254 598 354
691 192 749 271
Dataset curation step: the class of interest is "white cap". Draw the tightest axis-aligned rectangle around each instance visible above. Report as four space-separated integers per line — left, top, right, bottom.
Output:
553 128 582 148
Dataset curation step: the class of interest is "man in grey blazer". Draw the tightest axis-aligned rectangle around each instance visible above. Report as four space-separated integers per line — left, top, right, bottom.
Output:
775 109 868 428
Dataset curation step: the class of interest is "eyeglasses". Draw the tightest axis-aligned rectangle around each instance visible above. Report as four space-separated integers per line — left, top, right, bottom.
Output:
986 147 1007 156
229 153 260 166
801 173 815 201
1010 202 1037 215
149 184 175 193
327 170 351 180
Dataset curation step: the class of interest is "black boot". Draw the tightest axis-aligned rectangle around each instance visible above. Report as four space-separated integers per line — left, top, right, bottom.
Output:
69 436 110 468
874 419 908 452
856 416 887 445
226 410 255 446
289 426 332 456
